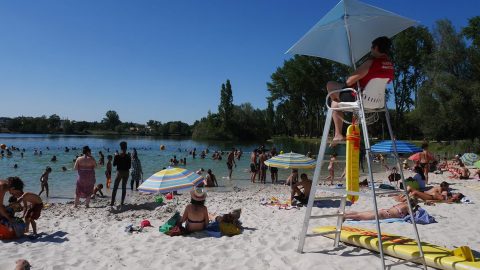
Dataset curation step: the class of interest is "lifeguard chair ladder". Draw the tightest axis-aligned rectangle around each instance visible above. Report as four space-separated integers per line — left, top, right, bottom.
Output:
296 78 428 270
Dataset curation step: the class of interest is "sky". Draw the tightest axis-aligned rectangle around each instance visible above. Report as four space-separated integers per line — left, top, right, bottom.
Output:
0 0 478 124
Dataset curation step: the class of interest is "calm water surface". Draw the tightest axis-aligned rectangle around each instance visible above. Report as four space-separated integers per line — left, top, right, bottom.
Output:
0 134 385 203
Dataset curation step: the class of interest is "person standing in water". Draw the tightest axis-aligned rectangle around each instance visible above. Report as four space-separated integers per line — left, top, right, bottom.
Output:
130 148 143 191
226 148 236 179
38 166 52 198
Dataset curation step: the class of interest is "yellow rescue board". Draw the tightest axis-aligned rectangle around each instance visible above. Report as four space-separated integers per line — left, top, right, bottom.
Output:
345 125 360 203
313 226 480 270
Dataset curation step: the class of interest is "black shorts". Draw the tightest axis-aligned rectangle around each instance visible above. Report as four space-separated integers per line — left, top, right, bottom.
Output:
339 91 356 102
327 91 356 107
250 163 257 173
227 162 233 170
270 167 278 173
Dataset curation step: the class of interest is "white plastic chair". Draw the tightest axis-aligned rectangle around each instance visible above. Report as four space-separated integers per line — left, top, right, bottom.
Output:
326 78 389 124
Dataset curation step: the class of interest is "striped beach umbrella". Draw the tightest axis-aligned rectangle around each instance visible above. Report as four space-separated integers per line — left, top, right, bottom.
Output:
138 167 204 193
371 140 422 154
264 152 316 169
460 153 479 166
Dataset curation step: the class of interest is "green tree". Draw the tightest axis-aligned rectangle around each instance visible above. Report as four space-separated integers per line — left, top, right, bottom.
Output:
412 19 475 140
218 79 234 130
266 99 275 133
102 110 121 130
267 55 349 137
390 26 434 137
48 114 61 132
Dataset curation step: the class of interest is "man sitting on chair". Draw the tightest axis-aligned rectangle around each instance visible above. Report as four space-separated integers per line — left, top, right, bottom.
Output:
327 36 394 145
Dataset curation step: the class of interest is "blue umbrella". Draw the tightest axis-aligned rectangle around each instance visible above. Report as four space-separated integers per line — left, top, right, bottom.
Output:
286 0 417 67
371 140 422 154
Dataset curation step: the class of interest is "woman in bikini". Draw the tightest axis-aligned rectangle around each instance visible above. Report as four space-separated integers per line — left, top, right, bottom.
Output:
179 189 209 232
344 201 415 220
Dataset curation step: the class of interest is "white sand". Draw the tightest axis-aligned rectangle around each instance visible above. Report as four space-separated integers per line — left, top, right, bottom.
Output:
1 172 479 270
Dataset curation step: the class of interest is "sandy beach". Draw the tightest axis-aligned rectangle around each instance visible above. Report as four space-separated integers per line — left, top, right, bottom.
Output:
1 170 479 270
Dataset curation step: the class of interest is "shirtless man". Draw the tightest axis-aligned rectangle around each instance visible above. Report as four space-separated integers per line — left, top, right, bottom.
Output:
258 150 268 184
226 148 236 179
0 177 25 224
250 149 258 183
291 173 312 205
408 181 450 201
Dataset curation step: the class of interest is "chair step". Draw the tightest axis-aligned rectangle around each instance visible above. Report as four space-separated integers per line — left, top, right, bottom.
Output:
306 230 340 237
310 213 344 219
314 196 346 201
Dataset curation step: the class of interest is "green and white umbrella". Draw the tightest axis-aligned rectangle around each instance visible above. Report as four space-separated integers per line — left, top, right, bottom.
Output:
264 152 316 169
460 153 479 166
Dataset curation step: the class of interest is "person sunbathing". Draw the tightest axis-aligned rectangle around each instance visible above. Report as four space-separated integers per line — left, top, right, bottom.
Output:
423 192 465 205
408 181 450 201
179 189 209 232
458 163 470 179
344 201 415 220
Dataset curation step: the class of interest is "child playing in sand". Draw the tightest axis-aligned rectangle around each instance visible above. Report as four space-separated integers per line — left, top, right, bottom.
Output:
10 187 44 237
326 154 336 185
91 184 104 199
38 166 52 197
105 155 112 188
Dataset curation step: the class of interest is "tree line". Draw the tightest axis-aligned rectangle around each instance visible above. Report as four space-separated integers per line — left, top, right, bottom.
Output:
2 111 192 137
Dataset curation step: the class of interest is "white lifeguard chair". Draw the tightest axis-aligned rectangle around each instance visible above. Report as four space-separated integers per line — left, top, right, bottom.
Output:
296 78 428 269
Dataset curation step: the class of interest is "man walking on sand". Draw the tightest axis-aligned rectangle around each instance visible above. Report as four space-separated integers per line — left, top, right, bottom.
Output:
111 141 131 207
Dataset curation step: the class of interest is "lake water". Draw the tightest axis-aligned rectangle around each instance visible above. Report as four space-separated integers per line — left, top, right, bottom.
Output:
0 134 385 203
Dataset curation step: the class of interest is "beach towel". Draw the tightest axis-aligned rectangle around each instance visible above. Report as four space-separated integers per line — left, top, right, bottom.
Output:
345 218 405 224
159 211 180 233
403 207 436 225
260 197 296 210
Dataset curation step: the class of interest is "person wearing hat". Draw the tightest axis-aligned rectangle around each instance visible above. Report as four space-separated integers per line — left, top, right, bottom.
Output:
179 189 209 232
74 146 97 208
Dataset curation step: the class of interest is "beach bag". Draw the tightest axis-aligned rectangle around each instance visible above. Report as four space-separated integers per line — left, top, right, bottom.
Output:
159 211 180 233
219 222 241 236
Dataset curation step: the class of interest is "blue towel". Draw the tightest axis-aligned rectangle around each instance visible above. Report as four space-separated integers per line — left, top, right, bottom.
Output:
404 207 436 224
345 218 405 224
205 221 222 238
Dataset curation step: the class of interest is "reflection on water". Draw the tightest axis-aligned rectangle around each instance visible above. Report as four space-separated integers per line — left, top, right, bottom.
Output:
0 134 388 203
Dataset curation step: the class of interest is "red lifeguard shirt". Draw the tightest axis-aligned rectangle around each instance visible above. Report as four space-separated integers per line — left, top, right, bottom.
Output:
358 56 394 89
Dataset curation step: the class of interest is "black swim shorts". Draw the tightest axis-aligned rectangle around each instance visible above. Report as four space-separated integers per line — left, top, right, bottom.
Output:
250 163 257 173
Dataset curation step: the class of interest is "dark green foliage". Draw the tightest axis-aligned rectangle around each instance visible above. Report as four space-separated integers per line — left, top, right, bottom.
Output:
411 19 479 141
218 79 234 130
267 55 350 137
102 110 121 130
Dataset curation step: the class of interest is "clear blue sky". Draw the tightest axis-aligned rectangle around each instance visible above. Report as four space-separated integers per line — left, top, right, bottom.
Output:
1 0 478 124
